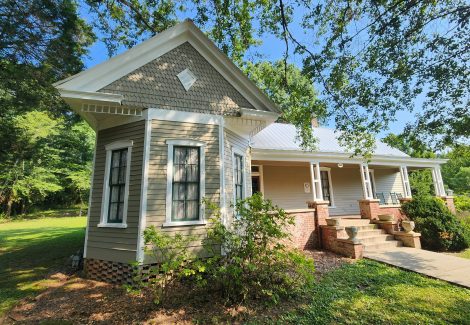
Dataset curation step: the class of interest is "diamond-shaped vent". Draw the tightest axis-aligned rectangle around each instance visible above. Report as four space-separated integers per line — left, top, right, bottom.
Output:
177 68 197 91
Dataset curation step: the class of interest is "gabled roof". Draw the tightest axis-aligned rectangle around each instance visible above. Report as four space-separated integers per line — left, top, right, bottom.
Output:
55 19 281 114
252 123 409 157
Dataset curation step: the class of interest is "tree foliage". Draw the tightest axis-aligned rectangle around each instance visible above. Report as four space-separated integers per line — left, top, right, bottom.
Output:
84 0 469 155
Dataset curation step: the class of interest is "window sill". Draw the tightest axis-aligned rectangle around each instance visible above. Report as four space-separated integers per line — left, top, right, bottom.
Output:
162 220 206 228
97 223 128 228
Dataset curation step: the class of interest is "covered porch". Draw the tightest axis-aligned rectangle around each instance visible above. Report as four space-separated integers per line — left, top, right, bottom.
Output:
251 154 453 218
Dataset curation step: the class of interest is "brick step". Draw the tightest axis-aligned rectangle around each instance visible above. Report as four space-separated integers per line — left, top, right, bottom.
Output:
358 234 396 244
363 240 403 251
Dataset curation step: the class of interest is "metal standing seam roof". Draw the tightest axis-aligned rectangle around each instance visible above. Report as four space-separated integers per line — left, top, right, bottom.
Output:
251 123 409 157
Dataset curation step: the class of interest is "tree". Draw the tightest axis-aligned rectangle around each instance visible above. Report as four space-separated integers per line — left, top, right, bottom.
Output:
84 0 469 155
441 145 470 195
244 60 324 150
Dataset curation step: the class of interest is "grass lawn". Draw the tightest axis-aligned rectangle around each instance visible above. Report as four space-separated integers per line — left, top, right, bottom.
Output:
456 249 470 259
279 259 470 324
0 215 86 316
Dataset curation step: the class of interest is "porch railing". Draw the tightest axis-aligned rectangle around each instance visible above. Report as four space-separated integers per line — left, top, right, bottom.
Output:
375 192 403 205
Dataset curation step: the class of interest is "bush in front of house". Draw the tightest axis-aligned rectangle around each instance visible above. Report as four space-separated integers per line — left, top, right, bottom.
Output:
454 195 470 213
401 196 469 251
202 193 315 304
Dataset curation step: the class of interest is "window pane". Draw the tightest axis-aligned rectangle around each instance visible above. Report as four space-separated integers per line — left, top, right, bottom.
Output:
110 186 119 203
119 185 125 202
111 167 119 184
112 151 121 167
188 148 199 164
186 201 198 220
174 164 185 182
187 183 198 200
109 203 118 221
120 150 127 167
187 165 199 182
172 201 185 220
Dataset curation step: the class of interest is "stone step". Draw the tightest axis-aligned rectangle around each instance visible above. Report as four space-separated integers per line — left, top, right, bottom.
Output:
358 234 396 244
353 224 379 230
363 240 403 251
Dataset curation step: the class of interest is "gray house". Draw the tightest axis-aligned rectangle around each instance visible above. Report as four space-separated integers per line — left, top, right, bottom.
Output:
55 20 451 283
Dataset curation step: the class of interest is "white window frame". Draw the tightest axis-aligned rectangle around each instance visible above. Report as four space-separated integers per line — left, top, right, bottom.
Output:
98 140 133 228
320 167 336 208
163 139 206 227
232 147 247 208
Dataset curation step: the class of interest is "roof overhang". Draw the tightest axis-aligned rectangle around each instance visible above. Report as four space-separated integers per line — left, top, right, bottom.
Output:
58 89 124 105
54 20 281 114
251 148 448 168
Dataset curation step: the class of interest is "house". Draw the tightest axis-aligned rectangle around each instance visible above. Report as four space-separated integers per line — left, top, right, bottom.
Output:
55 20 453 284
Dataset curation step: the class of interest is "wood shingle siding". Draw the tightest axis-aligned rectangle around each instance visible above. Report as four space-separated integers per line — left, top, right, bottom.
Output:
87 120 145 263
144 119 220 263
100 42 254 115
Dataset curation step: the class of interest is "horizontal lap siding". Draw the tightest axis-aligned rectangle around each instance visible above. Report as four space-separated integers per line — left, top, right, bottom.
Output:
263 165 312 210
329 167 362 216
87 120 145 263
374 168 405 204
224 129 250 224
144 120 220 263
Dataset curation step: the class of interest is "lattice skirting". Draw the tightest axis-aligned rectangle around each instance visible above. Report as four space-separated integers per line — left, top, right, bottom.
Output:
84 258 137 285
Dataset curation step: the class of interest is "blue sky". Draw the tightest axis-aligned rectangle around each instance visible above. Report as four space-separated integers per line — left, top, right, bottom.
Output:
79 6 420 138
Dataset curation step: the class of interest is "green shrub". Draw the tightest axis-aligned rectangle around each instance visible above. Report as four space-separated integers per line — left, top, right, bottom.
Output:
454 195 470 213
202 193 315 304
130 227 203 305
401 196 469 251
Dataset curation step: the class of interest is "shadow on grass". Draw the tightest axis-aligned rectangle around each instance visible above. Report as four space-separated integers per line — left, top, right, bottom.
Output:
281 259 470 324
0 227 85 315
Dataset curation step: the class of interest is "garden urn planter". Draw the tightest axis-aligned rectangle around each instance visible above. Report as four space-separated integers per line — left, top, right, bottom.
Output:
402 221 415 233
378 214 394 222
345 226 360 243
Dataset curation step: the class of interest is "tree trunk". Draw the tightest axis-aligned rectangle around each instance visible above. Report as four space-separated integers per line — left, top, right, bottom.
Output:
6 198 13 217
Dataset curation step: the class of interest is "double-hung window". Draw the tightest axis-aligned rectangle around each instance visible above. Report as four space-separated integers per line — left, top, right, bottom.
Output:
172 146 200 221
99 140 133 228
234 154 244 202
165 140 206 227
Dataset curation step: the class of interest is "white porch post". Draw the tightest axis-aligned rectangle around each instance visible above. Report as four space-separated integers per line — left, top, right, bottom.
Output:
399 166 412 198
310 161 323 201
360 163 373 200
431 166 446 196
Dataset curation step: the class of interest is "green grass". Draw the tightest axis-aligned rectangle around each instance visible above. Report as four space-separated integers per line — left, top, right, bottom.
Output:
0 215 86 316
278 259 470 324
456 249 470 259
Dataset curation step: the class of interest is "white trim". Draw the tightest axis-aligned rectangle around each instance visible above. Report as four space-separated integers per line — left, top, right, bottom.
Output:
164 139 206 227
359 163 374 200
219 121 227 225
58 89 124 104
83 137 97 258
99 140 133 227
148 108 223 125
431 166 446 196
240 107 279 121
232 146 247 212
136 117 151 262
368 169 377 197
54 20 281 114
399 166 412 198
252 149 447 168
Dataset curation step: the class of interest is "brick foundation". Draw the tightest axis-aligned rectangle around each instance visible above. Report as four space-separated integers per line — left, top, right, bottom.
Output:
358 199 381 220
84 258 137 285
286 210 317 249
320 226 363 259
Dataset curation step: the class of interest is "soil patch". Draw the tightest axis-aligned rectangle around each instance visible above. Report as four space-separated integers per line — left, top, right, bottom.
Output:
5 250 351 324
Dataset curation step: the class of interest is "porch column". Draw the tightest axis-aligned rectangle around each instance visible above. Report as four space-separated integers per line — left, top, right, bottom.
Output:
399 166 412 198
359 163 374 199
309 161 323 201
431 166 446 196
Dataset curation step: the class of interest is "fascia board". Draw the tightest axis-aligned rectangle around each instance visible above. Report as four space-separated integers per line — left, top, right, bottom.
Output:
251 149 448 167
58 89 124 104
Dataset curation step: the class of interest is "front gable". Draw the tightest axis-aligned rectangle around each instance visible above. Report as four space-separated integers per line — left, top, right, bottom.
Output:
100 42 254 115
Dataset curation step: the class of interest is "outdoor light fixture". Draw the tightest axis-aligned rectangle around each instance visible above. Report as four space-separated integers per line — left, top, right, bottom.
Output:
338 163 343 168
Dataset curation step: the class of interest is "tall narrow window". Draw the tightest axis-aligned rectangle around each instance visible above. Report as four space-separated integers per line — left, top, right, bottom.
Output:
172 146 200 221
108 149 128 223
234 153 244 202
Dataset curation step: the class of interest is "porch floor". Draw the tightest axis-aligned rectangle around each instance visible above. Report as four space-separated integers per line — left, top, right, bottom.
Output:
365 247 470 288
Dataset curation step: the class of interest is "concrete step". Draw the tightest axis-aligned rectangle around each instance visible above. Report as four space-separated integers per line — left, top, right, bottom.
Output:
359 234 396 244
356 229 386 237
338 219 371 227
354 224 379 230
363 240 403 251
